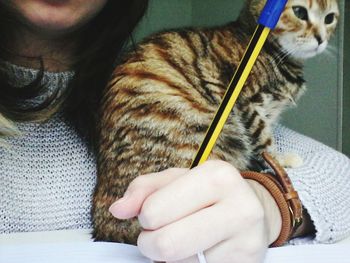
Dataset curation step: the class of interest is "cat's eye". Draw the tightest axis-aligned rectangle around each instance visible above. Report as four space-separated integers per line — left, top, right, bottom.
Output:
325 13 335 24
292 6 308 21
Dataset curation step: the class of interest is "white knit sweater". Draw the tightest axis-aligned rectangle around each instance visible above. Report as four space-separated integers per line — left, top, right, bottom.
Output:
1 64 350 244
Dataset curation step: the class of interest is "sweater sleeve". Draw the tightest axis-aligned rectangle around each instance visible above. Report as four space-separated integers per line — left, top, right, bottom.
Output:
273 124 350 244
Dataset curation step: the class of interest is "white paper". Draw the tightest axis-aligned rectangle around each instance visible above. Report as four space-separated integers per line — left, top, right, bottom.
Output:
265 244 350 263
0 242 152 263
1 241 350 263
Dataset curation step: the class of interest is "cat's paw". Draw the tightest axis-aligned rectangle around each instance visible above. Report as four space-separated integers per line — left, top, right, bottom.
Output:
274 152 303 168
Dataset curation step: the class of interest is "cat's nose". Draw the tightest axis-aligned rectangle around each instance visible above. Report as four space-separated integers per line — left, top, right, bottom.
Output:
315 35 323 45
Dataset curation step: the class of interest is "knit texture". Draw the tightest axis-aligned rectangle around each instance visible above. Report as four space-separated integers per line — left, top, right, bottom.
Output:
0 64 96 233
274 125 350 244
1 64 350 245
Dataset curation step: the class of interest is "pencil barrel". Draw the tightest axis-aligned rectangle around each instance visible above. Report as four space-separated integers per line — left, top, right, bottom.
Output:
190 25 270 169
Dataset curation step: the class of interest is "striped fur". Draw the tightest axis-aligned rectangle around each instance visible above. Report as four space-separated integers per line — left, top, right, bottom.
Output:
93 0 338 243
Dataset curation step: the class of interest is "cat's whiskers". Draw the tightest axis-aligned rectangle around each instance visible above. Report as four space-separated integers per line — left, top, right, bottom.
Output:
323 49 336 58
323 44 338 58
273 47 299 68
276 51 293 66
268 49 290 69
327 44 338 52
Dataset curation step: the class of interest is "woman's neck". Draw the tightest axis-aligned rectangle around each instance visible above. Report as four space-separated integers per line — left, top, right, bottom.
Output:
1 26 76 72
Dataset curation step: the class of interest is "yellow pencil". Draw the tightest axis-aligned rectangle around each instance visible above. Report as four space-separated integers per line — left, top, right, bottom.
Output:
190 0 288 168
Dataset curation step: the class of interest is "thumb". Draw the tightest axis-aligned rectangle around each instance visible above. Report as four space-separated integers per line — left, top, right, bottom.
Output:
109 168 188 219
108 189 144 219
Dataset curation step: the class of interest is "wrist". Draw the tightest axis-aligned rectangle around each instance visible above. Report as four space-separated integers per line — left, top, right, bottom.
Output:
246 179 282 245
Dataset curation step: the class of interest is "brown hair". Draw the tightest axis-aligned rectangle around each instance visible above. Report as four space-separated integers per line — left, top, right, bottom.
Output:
0 0 149 151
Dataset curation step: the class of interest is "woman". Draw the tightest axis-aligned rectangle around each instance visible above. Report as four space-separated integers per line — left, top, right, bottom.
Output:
0 1 349 263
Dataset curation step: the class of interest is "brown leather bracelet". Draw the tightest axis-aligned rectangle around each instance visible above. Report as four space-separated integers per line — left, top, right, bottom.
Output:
241 152 303 247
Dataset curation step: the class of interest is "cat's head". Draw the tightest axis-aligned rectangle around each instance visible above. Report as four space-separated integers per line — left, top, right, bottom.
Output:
245 0 339 59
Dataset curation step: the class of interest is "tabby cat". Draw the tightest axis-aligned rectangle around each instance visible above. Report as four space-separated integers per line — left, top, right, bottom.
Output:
93 0 339 243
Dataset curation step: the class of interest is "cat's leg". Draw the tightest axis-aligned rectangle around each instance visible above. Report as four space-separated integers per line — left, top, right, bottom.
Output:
250 120 303 168
266 140 303 168
271 151 304 168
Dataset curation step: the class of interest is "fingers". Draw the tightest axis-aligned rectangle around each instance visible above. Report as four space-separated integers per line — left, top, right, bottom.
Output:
137 202 235 261
138 160 241 230
109 168 188 219
134 161 266 262
109 160 268 263
168 238 266 263
203 238 266 263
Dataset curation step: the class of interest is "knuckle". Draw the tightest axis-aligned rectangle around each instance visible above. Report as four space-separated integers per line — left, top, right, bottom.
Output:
138 201 159 230
246 236 264 253
247 241 266 261
164 167 188 178
237 235 266 260
153 233 176 260
128 175 148 191
204 160 239 187
165 167 181 174
242 200 265 225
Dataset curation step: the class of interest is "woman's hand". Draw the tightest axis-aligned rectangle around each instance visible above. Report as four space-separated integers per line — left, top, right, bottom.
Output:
109 160 282 263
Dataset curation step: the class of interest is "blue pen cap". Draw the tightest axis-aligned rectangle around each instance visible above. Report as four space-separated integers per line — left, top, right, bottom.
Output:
258 0 288 29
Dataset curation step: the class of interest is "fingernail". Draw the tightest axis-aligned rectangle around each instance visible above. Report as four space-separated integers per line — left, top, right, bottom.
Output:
109 193 130 215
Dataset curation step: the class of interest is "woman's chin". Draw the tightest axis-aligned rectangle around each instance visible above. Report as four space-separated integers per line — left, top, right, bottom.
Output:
20 9 82 36
26 17 79 36
8 0 107 37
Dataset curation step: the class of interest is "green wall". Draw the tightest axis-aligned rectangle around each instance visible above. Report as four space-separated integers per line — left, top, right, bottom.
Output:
136 0 348 155
135 0 192 40
191 0 242 26
343 1 350 156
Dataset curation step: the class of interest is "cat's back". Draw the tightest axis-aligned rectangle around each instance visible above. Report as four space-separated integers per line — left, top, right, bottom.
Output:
105 22 248 118
100 22 252 170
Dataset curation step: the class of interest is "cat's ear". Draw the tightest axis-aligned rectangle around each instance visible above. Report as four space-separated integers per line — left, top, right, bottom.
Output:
246 0 268 17
239 0 267 29
243 0 267 20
